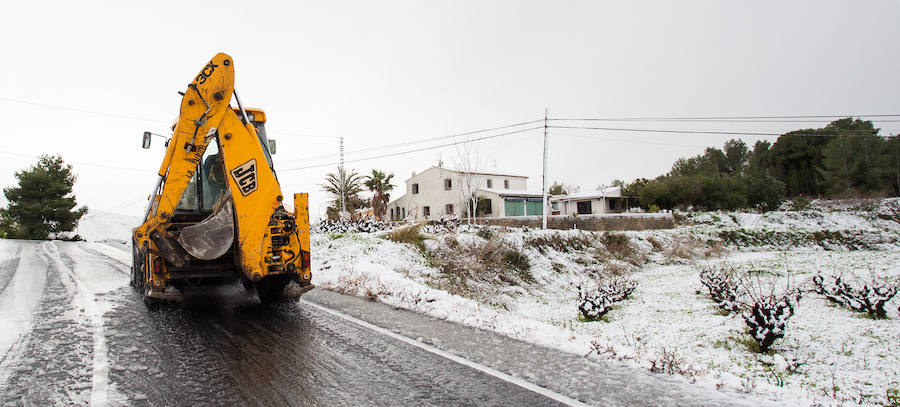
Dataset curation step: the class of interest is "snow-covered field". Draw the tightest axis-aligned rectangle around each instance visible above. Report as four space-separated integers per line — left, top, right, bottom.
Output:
312 199 900 406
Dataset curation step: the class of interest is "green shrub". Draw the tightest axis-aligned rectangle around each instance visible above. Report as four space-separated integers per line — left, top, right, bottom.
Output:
790 196 811 211
385 223 428 252
475 227 494 240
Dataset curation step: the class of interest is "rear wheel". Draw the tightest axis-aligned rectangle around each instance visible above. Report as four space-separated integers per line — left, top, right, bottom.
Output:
133 245 161 311
130 240 141 289
255 275 291 304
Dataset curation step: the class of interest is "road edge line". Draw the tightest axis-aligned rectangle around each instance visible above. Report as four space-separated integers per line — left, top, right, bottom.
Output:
301 299 590 407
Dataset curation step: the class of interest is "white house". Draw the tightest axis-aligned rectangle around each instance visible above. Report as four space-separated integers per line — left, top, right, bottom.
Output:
550 186 627 216
387 166 545 221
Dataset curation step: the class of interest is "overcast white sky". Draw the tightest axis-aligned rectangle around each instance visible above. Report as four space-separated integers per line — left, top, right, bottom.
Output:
1 0 898 220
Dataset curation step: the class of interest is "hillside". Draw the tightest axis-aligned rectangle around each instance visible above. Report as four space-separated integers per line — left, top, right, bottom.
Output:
312 199 900 406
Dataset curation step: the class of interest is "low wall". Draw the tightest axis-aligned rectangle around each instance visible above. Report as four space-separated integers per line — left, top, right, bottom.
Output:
473 213 675 231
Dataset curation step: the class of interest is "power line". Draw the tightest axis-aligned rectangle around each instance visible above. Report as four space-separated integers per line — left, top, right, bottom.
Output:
266 130 341 139
0 96 168 124
279 119 544 165
0 149 147 172
547 125 891 137
279 126 544 172
549 114 900 122
0 96 329 140
552 132 709 148
555 118 900 124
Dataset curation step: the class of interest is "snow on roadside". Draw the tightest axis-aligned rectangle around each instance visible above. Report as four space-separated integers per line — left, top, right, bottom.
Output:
312 234 584 352
311 200 900 406
76 210 140 246
0 242 48 390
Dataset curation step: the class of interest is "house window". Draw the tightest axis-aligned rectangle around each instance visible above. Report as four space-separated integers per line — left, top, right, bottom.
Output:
551 202 559 211
609 199 615 210
486 179 493 188
482 198 492 214
444 179 452 190
423 206 431 217
390 208 394 219
577 201 592 215
445 204 454 214
504 179 509 189
412 183 419 194
401 207 406 218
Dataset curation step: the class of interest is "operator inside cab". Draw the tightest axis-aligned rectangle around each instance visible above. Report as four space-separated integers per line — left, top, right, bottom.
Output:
202 152 227 209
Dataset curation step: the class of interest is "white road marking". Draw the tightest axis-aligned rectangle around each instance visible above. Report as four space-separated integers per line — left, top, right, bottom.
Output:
301 299 590 407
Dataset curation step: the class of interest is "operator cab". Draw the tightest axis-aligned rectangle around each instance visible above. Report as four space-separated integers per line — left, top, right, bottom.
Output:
172 107 275 214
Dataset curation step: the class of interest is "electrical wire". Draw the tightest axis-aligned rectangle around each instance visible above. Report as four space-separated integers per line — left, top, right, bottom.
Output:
0 149 147 172
551 132 709 148
547 125 890 137
0 96 168 124
548 114 900 122
279 126 544 172
278 119 543 165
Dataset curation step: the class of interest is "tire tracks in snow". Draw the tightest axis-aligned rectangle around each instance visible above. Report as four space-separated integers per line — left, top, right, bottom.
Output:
0 244 23 296
1 242 93 405
74 243 130 277
41 241 112 406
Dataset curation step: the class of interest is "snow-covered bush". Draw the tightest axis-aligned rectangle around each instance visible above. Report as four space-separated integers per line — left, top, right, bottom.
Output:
426 234 532 300
421 216 461 234
314 217 393 233
524 232 593 254
742 282 801 353
812 272 898 319
699 265 741 313
649 347 696 377
576 277 636 321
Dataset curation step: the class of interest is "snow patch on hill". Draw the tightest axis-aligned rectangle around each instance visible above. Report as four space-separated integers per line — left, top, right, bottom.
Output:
76 211 140 246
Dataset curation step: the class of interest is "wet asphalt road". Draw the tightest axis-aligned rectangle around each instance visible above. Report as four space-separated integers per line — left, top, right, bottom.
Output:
0 240 767 406
99 285 565 407
0 240 563 406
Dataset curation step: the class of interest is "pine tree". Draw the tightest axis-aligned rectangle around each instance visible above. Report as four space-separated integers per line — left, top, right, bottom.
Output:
818 136 856 196
2 155 88 240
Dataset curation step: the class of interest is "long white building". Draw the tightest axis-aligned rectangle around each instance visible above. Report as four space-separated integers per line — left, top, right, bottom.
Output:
387 166 544 221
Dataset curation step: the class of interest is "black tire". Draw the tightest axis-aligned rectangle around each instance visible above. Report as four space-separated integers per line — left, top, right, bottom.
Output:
255 276 290 304
130 240 141 289
135 250 160 312
241 278 254 291
143 293 161 311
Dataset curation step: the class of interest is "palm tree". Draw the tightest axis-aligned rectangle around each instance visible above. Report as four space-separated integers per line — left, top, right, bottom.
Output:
321 166 364 217
364 169 394 220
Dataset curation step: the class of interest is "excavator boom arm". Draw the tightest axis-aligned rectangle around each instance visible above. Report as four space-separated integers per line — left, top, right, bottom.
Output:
134 53 311 302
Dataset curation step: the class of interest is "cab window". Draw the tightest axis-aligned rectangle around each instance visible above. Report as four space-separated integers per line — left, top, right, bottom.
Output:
201 140 226 211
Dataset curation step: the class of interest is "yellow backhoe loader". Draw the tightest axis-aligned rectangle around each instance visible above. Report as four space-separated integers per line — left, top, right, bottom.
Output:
132 52 312 307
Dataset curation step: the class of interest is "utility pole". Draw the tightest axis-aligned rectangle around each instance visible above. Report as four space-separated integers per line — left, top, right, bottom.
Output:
542 108 549 230
340 136 346 213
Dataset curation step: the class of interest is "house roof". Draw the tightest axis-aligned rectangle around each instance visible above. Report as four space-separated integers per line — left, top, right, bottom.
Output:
478 187 544 198
552 186 622 201
405 166 528 182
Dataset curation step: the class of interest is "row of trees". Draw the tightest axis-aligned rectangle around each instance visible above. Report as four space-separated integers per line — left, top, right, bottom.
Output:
321 167 395 220
622 118 900 211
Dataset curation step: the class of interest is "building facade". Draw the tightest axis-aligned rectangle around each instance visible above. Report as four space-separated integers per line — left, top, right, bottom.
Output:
550 186 627 216
387 166 544 221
